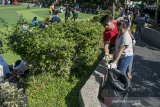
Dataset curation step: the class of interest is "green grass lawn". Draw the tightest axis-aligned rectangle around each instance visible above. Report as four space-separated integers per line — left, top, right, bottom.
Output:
0 6 98 107
0 5 95 64
0 5 94 26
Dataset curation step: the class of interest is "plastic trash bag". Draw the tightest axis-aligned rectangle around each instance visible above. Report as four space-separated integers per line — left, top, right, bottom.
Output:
100 68 129 106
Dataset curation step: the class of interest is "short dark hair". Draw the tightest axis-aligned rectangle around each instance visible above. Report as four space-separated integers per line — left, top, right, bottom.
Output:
33 17 37 20
100 15 112 25
55 11 59 15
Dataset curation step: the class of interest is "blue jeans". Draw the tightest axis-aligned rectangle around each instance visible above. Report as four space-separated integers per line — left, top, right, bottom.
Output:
118 56 133 75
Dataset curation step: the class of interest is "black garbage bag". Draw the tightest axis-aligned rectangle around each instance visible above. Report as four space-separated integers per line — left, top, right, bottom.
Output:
108 69 129 93
99 68 129 106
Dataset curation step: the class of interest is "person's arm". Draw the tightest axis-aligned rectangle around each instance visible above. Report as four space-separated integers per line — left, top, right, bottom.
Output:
128 29 136 46
128 29 135 40
104 41 110 55
116 14 126 21
103 31 111 55
114 46 125 63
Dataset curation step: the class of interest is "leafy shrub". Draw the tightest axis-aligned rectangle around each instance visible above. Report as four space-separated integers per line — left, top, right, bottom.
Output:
90 10 119 23
0 18 9 54
90 10 112 22
7 21 103 77
79 3 97 9
25 72 79 107
0 82 27 107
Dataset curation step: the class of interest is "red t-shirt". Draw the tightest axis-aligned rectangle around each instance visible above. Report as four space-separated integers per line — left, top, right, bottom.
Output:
103 21 119 45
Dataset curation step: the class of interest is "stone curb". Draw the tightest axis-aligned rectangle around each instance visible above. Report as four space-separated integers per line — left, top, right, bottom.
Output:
142 27 160 48
79 57 107 107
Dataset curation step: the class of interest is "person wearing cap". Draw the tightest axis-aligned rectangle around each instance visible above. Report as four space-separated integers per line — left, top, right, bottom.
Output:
100 15 119 56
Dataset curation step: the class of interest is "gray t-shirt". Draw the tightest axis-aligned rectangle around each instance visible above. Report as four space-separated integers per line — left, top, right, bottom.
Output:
115 31 133 57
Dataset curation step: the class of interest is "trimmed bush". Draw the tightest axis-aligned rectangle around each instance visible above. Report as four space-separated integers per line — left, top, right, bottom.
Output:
0 18 9 54
90 10 119 23
7 21 103 77
90 10 112 22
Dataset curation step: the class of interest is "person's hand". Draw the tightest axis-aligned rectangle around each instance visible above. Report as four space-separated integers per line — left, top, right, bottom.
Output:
105 53 112 61
110 62 117 69
133 39 136 46
133 39 136 44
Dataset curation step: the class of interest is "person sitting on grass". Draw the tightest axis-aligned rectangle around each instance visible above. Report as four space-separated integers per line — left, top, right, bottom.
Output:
40 17 51 28
51 11 61 23
32 16 39 27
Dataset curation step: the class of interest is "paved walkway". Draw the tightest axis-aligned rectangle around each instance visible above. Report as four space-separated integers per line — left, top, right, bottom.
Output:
100 41 160 107
127 41 160 107
80 40 160 107
130 41 160 96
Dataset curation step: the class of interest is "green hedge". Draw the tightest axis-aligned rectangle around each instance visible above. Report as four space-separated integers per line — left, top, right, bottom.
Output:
7 21 103 77
90 10 112 23
90 10 119 23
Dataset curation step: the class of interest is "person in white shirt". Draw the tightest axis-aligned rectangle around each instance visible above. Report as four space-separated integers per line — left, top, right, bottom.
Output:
112 20 133 78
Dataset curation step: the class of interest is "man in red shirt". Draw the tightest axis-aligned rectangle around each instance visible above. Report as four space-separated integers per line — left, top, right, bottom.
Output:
101 16 133 80
100 15 119 55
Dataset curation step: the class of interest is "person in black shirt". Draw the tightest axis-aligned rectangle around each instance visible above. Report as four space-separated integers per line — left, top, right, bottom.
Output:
70 7 78 21
65 4 71 22
51 11 61 23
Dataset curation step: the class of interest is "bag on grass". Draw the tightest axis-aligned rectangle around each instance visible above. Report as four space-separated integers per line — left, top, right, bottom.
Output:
13 60 28 74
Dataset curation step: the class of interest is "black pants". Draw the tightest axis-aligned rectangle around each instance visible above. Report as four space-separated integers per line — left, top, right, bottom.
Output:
109 44 115 54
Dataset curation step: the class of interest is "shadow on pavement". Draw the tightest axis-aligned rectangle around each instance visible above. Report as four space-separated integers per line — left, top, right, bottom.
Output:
129 55 160 97
137 40 160 51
